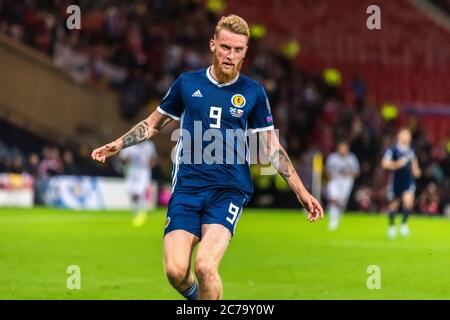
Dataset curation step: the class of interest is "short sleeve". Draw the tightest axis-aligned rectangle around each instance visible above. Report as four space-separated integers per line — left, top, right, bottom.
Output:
383 148 393 162
407 149 415 162
249 85 274 133
119 147 130 160
325 154 335 172
351 154 360 173
157 75 184 121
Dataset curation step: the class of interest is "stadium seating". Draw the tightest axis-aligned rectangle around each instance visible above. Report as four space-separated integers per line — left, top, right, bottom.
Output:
227 0 450 142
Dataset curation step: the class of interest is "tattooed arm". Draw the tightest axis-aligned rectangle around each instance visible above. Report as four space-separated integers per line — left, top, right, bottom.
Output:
91 109 173 163
261 130 324 222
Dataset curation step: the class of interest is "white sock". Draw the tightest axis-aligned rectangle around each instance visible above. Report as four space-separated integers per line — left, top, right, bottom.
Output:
328 204 340 230
137 196 147 213
131 201 139 215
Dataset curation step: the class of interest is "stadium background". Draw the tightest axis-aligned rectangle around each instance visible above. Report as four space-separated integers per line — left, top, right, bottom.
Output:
0 0 449 299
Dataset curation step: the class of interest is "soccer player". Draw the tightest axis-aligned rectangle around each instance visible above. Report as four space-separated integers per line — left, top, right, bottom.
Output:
119 140 157 227
325 141 360 231
91 15 323 300
382 128 421 239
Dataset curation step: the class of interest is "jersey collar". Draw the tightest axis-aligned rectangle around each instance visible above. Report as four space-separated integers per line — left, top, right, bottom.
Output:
206 66 240 87
396 143 410 152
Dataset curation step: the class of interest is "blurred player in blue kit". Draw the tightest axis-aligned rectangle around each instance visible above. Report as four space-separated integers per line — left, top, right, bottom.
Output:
382 128 421 239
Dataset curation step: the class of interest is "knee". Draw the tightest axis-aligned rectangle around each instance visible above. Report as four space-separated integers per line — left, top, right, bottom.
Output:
165 263 189 286
403 202 413 211
389 202 399 211
195 259 217 281
402 199 414 210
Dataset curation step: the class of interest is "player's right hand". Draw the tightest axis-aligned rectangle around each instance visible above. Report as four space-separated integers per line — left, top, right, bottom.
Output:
297 191 324 223
91 140 122 163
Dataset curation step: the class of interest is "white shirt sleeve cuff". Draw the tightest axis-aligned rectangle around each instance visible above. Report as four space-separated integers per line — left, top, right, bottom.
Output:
250 125 275 133
157 106 180 121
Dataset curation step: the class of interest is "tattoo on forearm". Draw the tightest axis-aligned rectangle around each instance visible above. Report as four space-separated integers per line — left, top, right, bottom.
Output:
271 148 295 179
121 121 150 148
105 144 118 153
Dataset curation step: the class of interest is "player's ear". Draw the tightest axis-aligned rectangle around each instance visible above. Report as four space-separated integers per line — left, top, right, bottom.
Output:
209 39 216 53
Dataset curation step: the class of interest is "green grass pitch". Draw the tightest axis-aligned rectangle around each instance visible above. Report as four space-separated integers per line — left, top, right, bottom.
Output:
0 207 449 299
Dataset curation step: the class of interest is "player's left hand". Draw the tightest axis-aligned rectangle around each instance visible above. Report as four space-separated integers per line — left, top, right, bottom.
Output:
297 192 324 223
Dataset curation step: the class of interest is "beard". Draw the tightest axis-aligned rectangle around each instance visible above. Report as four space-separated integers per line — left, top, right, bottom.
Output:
212 53 243 83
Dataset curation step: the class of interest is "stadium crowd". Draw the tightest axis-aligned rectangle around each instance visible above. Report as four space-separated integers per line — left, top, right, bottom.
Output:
0 143 80 177
0 0 448 214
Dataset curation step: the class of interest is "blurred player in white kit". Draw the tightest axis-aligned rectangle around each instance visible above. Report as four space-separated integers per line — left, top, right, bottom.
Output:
119 140 157 227
325 141 360 231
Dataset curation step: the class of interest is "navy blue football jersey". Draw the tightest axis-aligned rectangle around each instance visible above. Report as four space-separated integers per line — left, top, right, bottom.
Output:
383 144 416 191
157 67 274 198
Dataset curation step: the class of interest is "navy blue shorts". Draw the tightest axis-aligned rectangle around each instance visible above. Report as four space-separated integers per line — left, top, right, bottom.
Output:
387 183 416 201
164 189 248 239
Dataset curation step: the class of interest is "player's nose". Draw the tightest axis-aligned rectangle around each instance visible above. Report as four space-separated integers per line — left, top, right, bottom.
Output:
226 51 235 60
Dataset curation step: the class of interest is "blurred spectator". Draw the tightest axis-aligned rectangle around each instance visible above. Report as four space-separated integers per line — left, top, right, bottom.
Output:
38 146 63 178
418 182 440 215
26 153 40 177
354 186 373 212
10 154 25 173
62 150 80 175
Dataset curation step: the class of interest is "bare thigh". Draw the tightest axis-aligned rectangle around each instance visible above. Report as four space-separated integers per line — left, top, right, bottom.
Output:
164 230 199 278
195 224 231 270
402 191 415 210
